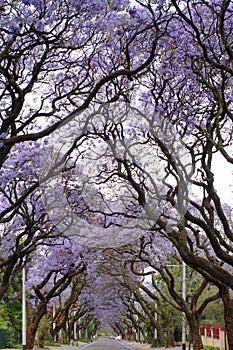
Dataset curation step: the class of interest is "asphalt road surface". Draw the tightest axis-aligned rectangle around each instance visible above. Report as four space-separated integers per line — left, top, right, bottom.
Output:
78 339 135 350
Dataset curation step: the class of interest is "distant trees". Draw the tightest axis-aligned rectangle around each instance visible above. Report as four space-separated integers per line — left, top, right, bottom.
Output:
95 245 221 349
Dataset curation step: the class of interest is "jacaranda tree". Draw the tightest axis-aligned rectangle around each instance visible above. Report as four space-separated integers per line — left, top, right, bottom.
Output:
0 0 167 295
0 1 232 349
43 1 233 347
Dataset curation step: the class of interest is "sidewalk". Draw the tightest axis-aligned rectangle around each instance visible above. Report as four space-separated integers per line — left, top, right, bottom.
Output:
125 341 155 349
125 342 182 350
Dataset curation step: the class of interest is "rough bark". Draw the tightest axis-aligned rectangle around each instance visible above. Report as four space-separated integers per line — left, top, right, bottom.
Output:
166 327 175 347
26 302 47 350
157 327 166 347
219 286 233 350
190 321 203 350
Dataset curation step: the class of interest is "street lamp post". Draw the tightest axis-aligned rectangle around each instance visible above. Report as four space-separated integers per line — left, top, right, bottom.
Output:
22 260 26 350
182 261 186 350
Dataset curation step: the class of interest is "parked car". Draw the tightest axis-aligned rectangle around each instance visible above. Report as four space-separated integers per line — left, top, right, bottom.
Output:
115 335 122 340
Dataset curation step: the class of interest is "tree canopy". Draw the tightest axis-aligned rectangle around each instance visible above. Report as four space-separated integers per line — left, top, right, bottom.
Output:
0 1 232 350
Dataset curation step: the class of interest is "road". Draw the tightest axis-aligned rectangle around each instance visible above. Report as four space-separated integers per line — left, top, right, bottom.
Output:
78 339 135 350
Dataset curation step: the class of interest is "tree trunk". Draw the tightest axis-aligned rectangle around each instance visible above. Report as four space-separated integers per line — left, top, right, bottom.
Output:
157 327 166 346
26 301 47 350
219 286 233 350
189 315 203 350
192 326 203 350
166 327 175 347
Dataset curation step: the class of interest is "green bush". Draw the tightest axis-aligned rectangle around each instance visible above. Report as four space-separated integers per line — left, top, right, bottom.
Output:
44 341 61 346
70 341 79 346
151 338 159 347
79 338 91 343
9 344 22 349
204 346 220 350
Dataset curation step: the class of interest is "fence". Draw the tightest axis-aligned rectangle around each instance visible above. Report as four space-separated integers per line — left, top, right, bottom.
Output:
200 324 228 350
0 329 22 348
